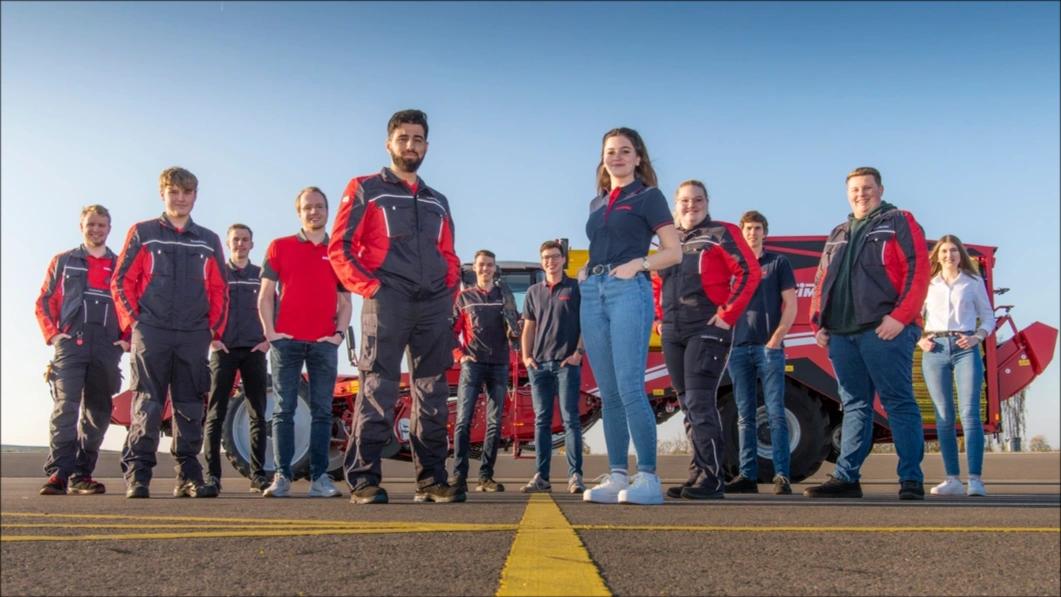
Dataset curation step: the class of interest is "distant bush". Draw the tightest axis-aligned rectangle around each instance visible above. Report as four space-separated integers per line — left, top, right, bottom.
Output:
1028 435 1053 452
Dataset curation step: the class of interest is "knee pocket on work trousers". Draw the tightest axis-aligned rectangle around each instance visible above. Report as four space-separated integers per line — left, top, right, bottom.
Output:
358 314 380 372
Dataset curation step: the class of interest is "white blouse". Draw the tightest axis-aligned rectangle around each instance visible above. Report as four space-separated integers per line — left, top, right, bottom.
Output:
922 271 995 335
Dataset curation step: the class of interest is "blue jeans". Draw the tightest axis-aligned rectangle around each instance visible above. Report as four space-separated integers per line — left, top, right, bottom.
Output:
452 361 508 480
528 361 583 480
269 339 337 480
828 324 924 483
922 338 985 477
580 273 656 473
727 344 790 480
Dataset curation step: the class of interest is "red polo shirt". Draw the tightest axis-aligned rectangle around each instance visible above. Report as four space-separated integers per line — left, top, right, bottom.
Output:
262 230 342 341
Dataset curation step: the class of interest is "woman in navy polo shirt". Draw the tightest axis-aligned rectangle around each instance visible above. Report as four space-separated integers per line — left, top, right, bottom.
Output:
579 127 681 505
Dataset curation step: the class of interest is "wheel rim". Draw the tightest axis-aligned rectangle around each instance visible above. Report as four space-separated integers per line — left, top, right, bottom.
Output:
230 391 311 472
755 406 801 459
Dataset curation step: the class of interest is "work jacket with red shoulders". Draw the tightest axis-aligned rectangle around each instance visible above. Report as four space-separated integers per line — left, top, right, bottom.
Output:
653 219 762 332
111 214 228 337
328 167 460 301
35 245 124 344
809 204 929 332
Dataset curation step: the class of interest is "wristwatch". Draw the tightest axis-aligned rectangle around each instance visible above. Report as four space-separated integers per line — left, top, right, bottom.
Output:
641 257 651 271
335 330 346 340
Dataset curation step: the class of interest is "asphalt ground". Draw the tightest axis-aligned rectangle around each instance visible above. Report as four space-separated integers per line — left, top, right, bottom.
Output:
2 452 1059 596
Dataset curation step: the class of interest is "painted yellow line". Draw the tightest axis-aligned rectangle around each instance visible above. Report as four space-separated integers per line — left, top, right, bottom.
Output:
572 524 1061 534
496 494 609 597
0 525 514 543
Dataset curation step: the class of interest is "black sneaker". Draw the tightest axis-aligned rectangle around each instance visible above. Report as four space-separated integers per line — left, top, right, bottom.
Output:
666 480 694 499
803 475 863 498
126 483 150 499
173 480 219 498
724 475 759 494
773 475 792 495
249 475 270 493
350 485 389 505
680 485 725 500
415 482 466 503
68 476 106 495
39 473 67 496
477 477 505 492
898 480 925 500
451 476 468 494
205 475 222 494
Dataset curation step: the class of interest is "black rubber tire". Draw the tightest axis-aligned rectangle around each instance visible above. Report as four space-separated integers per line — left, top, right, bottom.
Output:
720 381 832 484
826 422 842 463
222 382 312 481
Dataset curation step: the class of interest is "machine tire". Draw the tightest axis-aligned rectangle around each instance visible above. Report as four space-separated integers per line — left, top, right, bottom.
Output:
826 422 842 463
720 381 831 483
222 381 314 481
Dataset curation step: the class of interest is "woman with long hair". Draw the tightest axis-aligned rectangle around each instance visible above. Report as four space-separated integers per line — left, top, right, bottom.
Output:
654 180 761 499
918 234 994 497
579 127 681 505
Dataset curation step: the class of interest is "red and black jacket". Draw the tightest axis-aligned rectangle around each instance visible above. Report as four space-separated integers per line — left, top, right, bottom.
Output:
111 214 229 338
329 167 460 300
35 245 124 343
452 283 519 365
810 205 929 332
220 261 266 349
653 219 762 333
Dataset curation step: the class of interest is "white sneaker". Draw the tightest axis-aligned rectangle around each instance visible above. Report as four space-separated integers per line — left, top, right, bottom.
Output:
308 474 342 498
617 472 664 505
568 473 586 494
262 474 291 498
967 478 987 497
930 478 964 496
582 472 628 503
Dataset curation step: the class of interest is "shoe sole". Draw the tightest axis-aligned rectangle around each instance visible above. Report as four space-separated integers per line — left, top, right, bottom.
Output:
414 494 467 503
126 491 150 499
351 494 389 504
262 491 290 498
582 493 620 504
568 487 583 494
39 488 67 496
899 494 925 500
67 489 106 495
477 487 505 492
680 492 724 500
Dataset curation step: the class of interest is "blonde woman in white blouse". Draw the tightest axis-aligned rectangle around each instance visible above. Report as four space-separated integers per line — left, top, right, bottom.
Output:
917 235 995 497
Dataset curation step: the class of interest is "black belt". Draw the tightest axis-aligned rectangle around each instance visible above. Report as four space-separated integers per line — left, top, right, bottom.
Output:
589 264 615 276
925 331 974 338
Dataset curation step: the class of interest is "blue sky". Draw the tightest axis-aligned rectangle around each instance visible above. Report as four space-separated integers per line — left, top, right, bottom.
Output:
3 1 1058 454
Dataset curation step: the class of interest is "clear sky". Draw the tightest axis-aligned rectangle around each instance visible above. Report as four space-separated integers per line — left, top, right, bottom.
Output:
3 1 1058 455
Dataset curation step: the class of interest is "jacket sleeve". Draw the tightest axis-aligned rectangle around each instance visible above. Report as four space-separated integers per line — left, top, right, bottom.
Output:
451 292 468 361
205 233 229 340
35 254 63 343
328 177 382 298
111 225 148 333
887 211 930 326
704 223 762 327
809 227 841 332
439 207 461 294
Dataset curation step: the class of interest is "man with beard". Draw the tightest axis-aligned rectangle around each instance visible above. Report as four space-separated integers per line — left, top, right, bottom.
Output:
330 109 463 504
259 187 351 498
36 204 129 495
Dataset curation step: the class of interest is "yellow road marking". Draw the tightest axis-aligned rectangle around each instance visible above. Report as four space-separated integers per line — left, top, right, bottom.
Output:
496 494 610 597
573 524 1061 533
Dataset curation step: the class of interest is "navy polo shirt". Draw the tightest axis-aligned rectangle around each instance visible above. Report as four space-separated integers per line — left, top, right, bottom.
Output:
523 276 581 363
733 251 796 346
585 179 672 272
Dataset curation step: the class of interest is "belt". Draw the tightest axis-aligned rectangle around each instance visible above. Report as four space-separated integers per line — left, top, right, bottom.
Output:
925 331 974 338
589 264 615 276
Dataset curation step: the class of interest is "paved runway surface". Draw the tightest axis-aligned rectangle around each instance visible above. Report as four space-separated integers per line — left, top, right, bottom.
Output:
2 452 1059 596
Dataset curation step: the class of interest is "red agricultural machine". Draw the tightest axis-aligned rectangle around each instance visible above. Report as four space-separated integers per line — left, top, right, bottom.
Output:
111 237 1057 483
